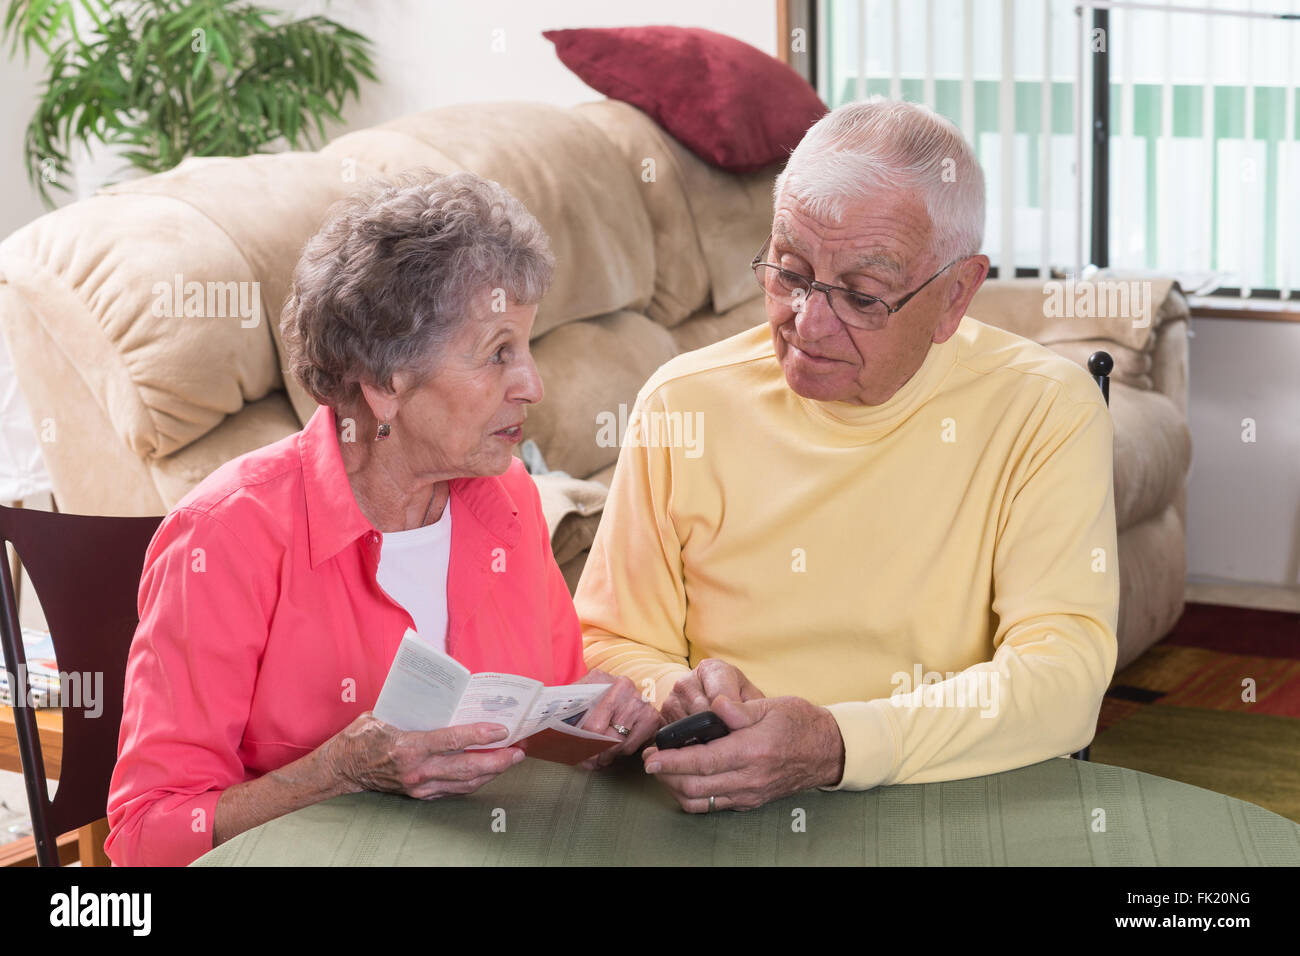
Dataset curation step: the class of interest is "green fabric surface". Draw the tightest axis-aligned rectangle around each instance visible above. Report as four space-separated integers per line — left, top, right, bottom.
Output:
193 757 1300 866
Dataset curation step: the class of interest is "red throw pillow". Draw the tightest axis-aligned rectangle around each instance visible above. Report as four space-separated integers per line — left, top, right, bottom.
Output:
544 26 827 174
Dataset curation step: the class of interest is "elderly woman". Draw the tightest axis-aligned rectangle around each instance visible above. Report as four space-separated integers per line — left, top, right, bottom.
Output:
105 171 661 866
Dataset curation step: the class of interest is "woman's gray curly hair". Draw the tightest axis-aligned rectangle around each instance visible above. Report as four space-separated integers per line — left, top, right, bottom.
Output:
280 169 554 414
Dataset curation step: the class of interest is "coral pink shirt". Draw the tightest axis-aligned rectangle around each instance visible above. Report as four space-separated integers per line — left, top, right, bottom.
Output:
105 404 584 866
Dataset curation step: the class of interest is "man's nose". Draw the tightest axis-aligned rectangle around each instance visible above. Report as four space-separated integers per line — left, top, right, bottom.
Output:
792 285 842 339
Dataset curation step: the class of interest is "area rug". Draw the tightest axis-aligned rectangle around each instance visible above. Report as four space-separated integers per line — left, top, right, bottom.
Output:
1091 602 1300 822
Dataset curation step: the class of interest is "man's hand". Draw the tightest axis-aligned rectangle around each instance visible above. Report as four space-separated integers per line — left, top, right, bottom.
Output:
643 694 846 812
575 669 663 769
660 658 765 723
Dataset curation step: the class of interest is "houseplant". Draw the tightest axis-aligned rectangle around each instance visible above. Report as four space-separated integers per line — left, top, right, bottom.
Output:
4 0 376 205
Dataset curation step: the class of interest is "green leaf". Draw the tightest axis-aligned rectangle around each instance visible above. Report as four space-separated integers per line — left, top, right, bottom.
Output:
209 27 232 72
10 0 377 188
163 28 194 58
190 46 208 82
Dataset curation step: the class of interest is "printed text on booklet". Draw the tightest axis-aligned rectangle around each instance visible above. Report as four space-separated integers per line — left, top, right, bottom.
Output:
374 629 616 765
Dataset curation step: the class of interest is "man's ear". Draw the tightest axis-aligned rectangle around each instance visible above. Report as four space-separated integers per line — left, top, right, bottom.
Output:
933 255 990 343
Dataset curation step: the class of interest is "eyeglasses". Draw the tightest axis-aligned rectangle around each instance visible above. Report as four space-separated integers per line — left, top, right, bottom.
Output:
751 235 971 331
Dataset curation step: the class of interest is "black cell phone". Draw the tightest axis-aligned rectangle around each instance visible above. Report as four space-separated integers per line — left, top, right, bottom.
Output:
655 711 731 750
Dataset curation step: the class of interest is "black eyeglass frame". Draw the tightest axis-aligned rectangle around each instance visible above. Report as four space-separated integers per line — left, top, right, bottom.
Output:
751 235 974 330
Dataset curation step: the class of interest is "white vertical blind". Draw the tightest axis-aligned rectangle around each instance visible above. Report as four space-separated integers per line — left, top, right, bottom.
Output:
1040 0 1053 277
1000 0 1016 276
1076 4 1086 275
1160 0 1174 283
924 0 936 109
856 0 868 101
1241 0 1255 297
962 0 975 143
822 0 1297 290
1200 3 1215 274
1117 5 1134 270
890 0 903 99
1281 0 1296 298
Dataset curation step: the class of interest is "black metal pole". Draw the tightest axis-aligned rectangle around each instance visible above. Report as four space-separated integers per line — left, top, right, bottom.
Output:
1090 7 1110 269
807 0 817 89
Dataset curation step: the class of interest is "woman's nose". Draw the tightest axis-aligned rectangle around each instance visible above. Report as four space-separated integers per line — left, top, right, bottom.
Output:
516 354 544 405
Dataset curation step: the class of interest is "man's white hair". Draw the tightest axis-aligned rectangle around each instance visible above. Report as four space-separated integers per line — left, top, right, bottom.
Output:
773 97 985 267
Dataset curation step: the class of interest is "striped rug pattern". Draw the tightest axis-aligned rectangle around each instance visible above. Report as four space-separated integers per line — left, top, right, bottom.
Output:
1091 602 1300 823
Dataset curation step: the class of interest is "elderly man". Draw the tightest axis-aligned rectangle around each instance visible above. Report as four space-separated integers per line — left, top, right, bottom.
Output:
574 97 1119 812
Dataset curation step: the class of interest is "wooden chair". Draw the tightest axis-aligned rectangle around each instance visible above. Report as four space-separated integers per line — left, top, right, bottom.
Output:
0 505 161 866
1070 349 1114 763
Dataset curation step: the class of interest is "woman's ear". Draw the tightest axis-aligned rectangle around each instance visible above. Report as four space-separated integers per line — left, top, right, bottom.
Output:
358 379 400 424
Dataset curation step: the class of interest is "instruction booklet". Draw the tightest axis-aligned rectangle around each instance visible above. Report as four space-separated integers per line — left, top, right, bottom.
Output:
374 629 618 765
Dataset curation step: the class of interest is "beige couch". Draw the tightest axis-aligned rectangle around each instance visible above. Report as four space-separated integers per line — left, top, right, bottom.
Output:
0 99 1189 669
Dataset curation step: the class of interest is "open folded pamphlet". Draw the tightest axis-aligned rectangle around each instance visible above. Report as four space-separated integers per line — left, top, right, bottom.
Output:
373 629 619 765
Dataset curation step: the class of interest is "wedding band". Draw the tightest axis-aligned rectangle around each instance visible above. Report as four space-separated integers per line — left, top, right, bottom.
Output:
614 723 630 736
708 795 716 813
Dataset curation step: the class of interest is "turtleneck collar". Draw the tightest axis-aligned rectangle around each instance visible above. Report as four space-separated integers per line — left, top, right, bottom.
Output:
791 320 963 442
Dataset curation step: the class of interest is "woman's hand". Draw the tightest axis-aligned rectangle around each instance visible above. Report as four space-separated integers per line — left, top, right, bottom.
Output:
575 669 664 770
323 711 524 799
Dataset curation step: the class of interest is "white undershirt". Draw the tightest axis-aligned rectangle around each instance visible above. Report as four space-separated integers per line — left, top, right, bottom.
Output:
374 503 453 652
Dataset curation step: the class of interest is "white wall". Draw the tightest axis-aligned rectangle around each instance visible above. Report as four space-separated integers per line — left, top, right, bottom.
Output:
1184 317 1300 590
0 50 54 239
283 0 777 133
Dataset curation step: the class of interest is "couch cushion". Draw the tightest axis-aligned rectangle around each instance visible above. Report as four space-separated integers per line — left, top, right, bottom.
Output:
1110 381 1192 529
666 133 778 314
970 277 1182 352
149 392 302 508
1151 318 1189 417
319 128 464 180
102 151 367 428
0 280 166 515
1116 504 1186 670
525 310 679 480
573 100 711 327
354 102 656 339
0 188 287 460
670 295 768 353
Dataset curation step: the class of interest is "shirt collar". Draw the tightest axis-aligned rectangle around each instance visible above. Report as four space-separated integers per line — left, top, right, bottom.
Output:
793 316 962 440
298 404 521 569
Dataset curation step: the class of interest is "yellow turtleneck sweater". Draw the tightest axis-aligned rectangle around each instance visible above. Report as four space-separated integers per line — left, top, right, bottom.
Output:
575 316 1119 790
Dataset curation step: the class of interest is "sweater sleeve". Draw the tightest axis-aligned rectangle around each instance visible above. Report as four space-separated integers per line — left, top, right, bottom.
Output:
575 385 692 707
824 393 1121 790
104 508 274 866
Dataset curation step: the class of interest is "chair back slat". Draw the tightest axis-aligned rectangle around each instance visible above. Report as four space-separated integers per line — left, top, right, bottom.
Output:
0 505 161 865
1071 350 1114 764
